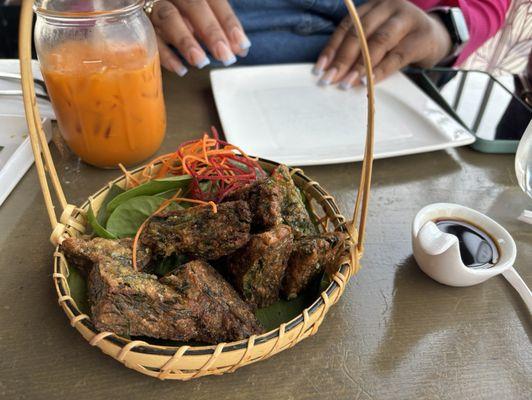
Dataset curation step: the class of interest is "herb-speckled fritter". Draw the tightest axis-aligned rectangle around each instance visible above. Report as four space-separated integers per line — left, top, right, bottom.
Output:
89 259 263 343
161 260 263 343
225 165 316 237
282 232 347 300
141 200 251 260
61 237 152 275
227 225 293 308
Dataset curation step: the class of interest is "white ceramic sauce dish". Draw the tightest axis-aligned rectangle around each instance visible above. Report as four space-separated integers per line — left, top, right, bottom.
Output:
412 203 531 313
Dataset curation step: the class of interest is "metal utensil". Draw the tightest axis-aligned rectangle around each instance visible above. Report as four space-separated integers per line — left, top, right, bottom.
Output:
0 89 50 101
0 71 49 96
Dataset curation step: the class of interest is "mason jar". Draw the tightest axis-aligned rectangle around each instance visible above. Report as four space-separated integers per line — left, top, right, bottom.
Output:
34 0 166 168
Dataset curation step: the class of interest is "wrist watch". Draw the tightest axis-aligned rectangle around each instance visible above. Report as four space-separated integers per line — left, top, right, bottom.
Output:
429 7 470 66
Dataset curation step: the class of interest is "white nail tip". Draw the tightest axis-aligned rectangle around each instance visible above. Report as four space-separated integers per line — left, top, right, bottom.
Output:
239 38 252 50
238 48 250 58
312 66 323 77
223 55 237 67
339 82 352 90
196 57 210 69
176 66 188 77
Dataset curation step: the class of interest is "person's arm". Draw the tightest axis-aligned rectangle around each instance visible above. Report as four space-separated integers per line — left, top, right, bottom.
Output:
413 0 511 64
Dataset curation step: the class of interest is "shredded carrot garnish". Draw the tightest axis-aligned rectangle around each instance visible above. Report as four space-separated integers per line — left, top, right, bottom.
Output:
127 127 266 202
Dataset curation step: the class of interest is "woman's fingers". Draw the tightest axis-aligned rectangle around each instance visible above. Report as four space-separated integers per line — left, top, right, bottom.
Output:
314 1 373 77
150 1 210 69
174 0 236 66
357 0 397 39
207 0 251 57
151 0 249 69
313 18 350 76
372 34 422 82
349 14 413 85
318 0 396 85
156 35 188 76
323 0 454 88
318 31 359 85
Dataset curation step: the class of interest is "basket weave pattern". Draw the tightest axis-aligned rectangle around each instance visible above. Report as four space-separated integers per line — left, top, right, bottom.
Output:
19 0 374 380
52 161 360 379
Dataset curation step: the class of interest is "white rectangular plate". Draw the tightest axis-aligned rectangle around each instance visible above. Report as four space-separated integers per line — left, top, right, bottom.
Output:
211 64 475 166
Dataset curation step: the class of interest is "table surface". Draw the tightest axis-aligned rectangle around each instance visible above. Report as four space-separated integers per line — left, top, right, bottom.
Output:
1 70 530 400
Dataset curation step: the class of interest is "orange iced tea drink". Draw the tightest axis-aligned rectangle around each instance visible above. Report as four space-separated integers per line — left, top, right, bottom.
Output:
41 42 166 168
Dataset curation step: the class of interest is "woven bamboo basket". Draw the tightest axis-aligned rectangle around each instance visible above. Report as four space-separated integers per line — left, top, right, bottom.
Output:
19 0 375 380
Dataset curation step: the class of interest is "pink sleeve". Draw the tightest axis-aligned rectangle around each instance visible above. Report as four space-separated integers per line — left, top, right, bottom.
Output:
410 0 511 64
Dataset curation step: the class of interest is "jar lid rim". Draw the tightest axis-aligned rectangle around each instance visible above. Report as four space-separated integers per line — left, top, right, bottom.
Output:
34 0 144 19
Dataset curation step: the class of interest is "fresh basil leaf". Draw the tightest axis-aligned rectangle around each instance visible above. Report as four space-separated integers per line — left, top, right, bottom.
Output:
107 175 191 213
153 190 188 212
106 196 165 238
155 189 180 199
87 203 118 239
255 296 309 332
67 267 89 315
96 184 126 226
320 273 331 293
255 277 320 331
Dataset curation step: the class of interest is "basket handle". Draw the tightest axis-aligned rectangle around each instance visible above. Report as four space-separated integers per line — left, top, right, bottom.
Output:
343 0 375 253
19 0 69 241
19 0 374 251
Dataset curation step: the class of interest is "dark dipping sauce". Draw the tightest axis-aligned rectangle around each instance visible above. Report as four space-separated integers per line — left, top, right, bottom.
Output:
436 219 499 269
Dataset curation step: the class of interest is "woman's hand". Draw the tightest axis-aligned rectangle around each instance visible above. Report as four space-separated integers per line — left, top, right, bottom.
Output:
314 0 452 88
148 0 250 76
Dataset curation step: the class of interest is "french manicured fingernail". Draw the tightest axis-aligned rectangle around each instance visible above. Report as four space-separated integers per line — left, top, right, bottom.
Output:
215 41 237 66
339 71 359 90
318 67 337 86
238 47 250 58
189 47 210 69
312 56 328 76
232 27 251 51
176 65 188 77
168 59 188 77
